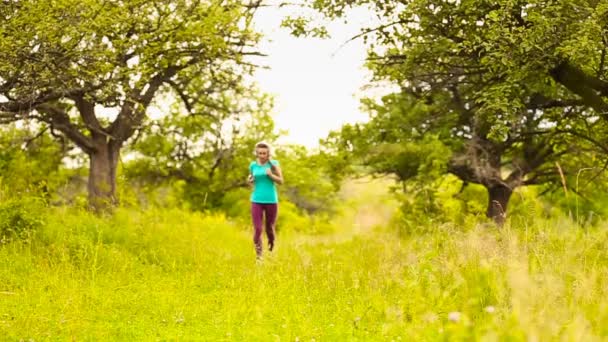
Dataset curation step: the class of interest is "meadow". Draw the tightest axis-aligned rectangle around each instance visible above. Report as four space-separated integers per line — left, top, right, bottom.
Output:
2 0 608 340
1 181 608 341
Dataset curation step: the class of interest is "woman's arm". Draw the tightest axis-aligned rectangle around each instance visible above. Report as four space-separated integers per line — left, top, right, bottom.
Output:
266 164 284 185
247 163 254 187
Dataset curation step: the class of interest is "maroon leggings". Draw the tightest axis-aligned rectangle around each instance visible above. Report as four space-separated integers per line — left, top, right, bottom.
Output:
251 202 278 256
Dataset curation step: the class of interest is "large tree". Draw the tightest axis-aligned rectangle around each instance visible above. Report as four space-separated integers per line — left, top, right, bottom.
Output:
296 0 608 224
0 0 264 210
325 91 596 224
298 0 608 144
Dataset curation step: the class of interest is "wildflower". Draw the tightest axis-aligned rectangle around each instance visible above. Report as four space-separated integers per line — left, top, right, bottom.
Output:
485 306 496 313
448 311 461 322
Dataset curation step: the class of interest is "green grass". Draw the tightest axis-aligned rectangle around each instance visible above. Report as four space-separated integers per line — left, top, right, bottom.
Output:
1 183 608 340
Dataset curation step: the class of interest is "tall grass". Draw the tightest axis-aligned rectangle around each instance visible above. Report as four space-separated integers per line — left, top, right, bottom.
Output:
1 190 608 340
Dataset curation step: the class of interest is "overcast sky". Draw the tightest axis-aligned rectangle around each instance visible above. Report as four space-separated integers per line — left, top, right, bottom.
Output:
251 5 380 148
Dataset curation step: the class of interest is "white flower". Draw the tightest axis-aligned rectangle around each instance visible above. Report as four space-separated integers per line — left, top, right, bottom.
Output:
448 311 461 322
485 306 496 313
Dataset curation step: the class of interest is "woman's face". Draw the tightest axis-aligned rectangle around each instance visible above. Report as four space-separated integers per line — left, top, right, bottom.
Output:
256 147 269 162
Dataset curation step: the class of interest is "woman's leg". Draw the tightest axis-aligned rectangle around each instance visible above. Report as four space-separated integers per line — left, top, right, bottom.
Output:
264 203 278 251
251 202 264 257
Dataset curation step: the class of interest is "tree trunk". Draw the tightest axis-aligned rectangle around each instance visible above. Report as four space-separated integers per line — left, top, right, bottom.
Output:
486 184 513 226
88 139 120 211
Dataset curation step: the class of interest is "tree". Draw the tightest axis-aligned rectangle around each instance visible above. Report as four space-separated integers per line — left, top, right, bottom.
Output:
294 0 608 224
296 0 608 111
327 91 592 224
0 0 264 210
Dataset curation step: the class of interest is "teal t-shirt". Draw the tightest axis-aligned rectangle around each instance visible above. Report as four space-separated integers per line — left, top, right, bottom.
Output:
249 160 280 203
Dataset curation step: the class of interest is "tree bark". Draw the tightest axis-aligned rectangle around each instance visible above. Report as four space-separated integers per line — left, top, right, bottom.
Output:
88 137 121 212
486 184 513 226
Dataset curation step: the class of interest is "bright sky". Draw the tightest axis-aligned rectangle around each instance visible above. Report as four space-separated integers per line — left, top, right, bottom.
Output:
252 5 378 148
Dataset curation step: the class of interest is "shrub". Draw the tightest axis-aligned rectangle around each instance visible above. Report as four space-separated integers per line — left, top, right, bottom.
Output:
0 197 46 244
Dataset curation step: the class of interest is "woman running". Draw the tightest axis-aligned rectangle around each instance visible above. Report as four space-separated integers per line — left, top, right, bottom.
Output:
247 141 283 259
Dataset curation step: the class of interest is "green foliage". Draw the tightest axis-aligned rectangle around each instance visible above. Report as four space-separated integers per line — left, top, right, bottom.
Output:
281 16 330 38
366 137 451 183
536 168 608 226
125 90 278 211
276 200 335 234
305 0 608 148
275 144 339 214
0 125 67 198
0 196 45 244
1 189 608 339
0 0 261 103
0 0 266 206
391 175 485 234
219 187 251 218
308 0 608 222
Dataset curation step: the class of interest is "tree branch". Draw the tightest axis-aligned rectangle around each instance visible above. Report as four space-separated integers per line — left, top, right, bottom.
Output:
109 61 190 145
35 104 95 153
71 93 105 136
550 61 608 114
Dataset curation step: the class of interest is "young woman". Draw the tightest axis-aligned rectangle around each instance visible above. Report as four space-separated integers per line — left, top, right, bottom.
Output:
248 141 283 259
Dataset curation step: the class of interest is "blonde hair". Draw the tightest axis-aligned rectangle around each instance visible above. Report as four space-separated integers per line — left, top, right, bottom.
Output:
254 141 272 157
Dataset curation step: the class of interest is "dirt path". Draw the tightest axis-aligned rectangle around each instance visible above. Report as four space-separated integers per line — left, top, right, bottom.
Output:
293 177 398 246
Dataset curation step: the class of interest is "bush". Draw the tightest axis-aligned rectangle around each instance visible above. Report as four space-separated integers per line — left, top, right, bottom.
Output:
0 197 46 244
277 201 334 234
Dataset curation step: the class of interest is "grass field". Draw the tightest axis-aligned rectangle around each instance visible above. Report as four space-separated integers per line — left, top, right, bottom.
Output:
1 180 608 340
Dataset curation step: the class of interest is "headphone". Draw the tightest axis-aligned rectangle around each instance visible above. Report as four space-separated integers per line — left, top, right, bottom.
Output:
253 141 272 157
